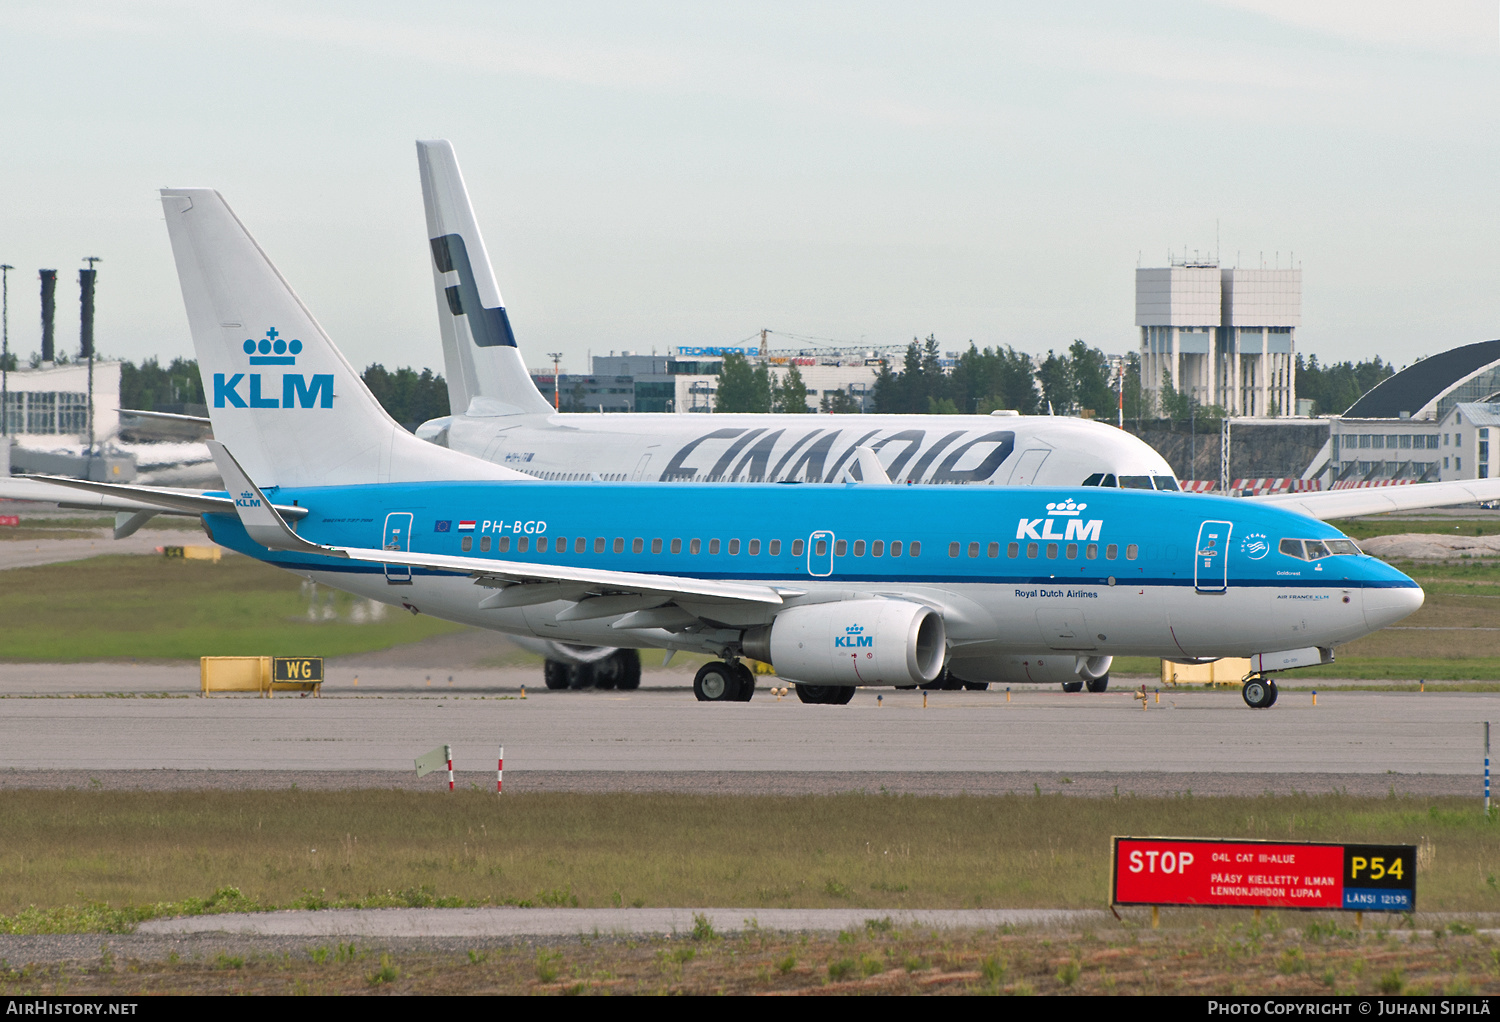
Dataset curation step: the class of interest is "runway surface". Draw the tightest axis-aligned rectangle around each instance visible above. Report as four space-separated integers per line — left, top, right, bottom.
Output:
0 678 1492 786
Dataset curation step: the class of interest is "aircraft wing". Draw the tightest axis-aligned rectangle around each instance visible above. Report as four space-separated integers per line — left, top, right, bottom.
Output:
1251 479 1500 521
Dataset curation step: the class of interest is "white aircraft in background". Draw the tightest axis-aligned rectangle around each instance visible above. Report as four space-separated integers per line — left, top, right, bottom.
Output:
409 139 1500 693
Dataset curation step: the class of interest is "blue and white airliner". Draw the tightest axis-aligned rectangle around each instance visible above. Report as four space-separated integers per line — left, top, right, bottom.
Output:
5 187 1424 710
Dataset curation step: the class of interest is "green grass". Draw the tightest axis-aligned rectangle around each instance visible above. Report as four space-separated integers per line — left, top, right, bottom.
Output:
1 790 1497 932
0 554 466 661
1333 518 1500 541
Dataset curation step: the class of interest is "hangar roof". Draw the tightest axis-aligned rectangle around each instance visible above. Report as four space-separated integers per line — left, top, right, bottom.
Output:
1342 338 1500 420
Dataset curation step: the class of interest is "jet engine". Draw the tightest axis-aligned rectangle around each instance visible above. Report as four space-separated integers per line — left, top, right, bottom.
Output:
743 600 946 687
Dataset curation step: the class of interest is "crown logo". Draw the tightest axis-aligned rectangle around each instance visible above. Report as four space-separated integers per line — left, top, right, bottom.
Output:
846 624 864 634
244 327 302 366
1045 499 1085 516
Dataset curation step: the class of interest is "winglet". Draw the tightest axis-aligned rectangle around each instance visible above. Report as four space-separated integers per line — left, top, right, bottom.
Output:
839 446 893 485
207 440 346 558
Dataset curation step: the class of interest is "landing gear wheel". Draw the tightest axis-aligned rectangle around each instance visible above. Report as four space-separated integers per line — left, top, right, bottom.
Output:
1061 681 1084 693
615 649 642 691
731 661 755 702
1265 680 1279 707
543 660 569 691
794 684 856 705
592 654 620 690
1086 675 1110 693
1242 676 1275 709
566 662 595 690
694 661 741 702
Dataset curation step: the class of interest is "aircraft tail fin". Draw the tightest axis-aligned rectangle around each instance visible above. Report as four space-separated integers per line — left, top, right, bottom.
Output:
160 187 529 488
417 139 554 417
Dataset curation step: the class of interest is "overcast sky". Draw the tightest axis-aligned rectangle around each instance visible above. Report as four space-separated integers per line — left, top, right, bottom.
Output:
1 1 1498 374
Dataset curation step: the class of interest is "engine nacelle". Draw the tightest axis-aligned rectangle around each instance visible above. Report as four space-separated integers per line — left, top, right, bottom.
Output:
948 654 1113 686
745 600 946 687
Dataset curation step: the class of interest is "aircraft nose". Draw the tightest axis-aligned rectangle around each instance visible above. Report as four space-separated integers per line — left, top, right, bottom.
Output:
1363 584 1424 631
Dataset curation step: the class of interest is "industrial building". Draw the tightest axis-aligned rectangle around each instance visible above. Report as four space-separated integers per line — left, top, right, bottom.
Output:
1136 260 1300 418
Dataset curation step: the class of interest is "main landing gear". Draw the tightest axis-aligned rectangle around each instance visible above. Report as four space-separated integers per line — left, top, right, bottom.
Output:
694 660 756 702
1241 675 1279 709
542 649 642 691
794 684 855 705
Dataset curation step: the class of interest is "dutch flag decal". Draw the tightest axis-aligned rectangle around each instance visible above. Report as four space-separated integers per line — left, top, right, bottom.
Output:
458 521 476 532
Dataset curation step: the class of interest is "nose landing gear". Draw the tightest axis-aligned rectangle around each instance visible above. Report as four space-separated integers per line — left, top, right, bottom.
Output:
1241 675 1279 709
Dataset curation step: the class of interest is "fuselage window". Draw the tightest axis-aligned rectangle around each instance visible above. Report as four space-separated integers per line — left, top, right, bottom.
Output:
988 542 999 557
968 542 980 558
518 537 529 553
498 537 511 553
1026 542 1038 558
594 537 604 553
853 540 865 556
1046 543 1058 559
949 542 961 558
480 536 492 553
1105 543 1117 560
792 539 804 556
1065 543 1077 559
613 538 624 554
632 538 644 554
709 539 721 555
890 540 902 557
749 539 761 555
1007 542 1019 558
671 538 682 554
871 540 883 557
1126 544 1138 560
690 539 702 554
552 536 563 552
770 539 782 555
651 539 662 554
537 537 548 552
461 536 472 552
575 538 586 554
728 539 740 555
910 541 921 557
835 540 847 556
814 539 827 556
1086 543 1097 559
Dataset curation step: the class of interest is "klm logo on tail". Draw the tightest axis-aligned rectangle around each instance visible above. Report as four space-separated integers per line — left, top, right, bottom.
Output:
214 328 334 410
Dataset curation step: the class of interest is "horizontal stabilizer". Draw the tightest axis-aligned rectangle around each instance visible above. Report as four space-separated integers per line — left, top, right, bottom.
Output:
9 474 307 520
1255 478 1500 521
208 441 345 558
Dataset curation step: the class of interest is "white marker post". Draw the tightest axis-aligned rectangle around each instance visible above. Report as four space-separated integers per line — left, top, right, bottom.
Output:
446 743 454 792
497 745 504 794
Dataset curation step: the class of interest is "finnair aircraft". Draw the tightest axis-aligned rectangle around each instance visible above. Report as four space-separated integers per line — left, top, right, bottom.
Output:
408 140 1497 693
11 187 1424 711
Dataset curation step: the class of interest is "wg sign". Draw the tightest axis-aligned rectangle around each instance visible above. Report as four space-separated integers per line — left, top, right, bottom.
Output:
1111 837 1416 912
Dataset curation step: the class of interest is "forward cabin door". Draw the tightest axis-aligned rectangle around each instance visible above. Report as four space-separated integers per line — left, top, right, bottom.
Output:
1193 520 1232 594
383 512 414 585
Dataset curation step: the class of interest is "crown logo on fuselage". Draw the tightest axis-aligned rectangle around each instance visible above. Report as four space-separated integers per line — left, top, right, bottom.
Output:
244 327 302 366
1044 499 1085 516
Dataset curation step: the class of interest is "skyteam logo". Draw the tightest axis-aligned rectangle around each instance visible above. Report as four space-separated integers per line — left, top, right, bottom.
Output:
214 328 333 410
1016 500 1102 542
835 624 873 649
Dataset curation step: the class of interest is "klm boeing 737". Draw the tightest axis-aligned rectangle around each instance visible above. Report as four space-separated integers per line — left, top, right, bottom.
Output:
7 186 1423 711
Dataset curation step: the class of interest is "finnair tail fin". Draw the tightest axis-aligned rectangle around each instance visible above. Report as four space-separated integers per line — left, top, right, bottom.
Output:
417 139 554 418
160 187 528 489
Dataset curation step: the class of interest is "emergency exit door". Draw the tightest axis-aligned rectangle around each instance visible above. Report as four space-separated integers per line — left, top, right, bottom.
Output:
383 512 414 585
1194 520 1231 593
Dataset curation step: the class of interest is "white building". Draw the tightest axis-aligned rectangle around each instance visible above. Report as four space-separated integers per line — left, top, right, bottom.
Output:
1136 261 1299 417
1 360 120 448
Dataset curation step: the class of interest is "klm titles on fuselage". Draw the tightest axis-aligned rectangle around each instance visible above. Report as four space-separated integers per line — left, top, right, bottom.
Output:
1016 499 1102 543
213 329 333 410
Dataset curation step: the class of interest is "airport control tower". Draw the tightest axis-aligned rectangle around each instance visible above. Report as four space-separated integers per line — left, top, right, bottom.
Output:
1136 258 1300 417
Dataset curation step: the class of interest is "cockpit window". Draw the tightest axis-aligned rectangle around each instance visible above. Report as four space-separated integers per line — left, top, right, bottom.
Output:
1280 538 1361 560
1082 473 1103 486
1119 475 1154 489
1153 477 1179 491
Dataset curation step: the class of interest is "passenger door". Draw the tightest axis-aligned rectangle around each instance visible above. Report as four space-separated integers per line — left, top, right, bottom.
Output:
807 530 834 577
383 512 414 585
1193 520 1232 594
1007 449 1051 486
